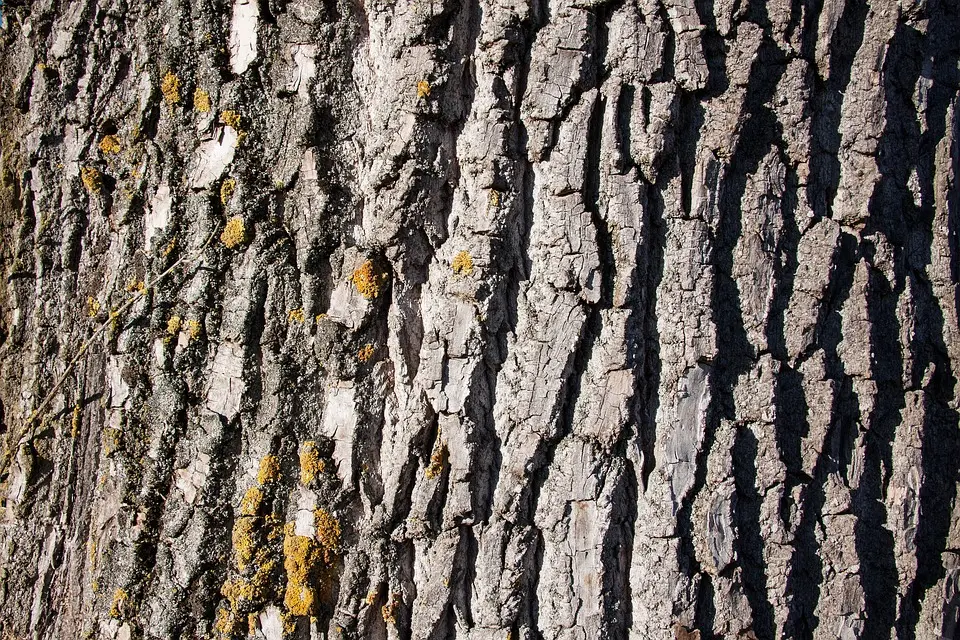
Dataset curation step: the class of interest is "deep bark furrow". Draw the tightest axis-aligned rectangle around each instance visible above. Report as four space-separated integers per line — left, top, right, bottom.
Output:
1 0 960 639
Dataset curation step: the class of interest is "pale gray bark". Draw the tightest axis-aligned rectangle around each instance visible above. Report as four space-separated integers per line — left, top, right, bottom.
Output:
0 0 958 638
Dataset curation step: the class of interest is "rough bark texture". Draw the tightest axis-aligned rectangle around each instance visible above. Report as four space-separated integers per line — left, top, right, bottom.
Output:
0 0 959 638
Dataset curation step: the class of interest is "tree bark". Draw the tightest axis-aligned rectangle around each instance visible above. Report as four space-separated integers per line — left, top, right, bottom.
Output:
0 0 958 638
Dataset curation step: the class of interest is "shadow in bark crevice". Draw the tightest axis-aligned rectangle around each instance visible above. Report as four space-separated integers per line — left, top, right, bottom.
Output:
781 231 860 639
806 0 869 222
888 3 960 633
696 17 788 636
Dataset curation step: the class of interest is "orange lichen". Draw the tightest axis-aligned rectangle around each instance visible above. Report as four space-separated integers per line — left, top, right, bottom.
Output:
194 88 212 113
381 594 400 626
103 427 121 456
125 279 147 295
357 344 375 362
240 486 264 516
314 509 341 560
284 582 315 618
282 523 322 617
232 517 258 571
186 318 202 340
215 608 238 635
98 135 121 155
221 216 247 248
109 588 128 620
220 177 236 205
257 455 281 485
161 72 181 105
221 504 283 622
221 110 242 130
220 110 248 145
351 261 383 300
221 568 273 612
452 251 474 276
299 441 324 484
108 308 121 335
264 513 284 542
425 436 446 480
71 402 82 438
416 79 431 98
488 189 501 211
81 166 102 194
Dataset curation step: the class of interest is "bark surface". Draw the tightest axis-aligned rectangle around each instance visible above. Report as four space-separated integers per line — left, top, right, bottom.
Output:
0 0 958 638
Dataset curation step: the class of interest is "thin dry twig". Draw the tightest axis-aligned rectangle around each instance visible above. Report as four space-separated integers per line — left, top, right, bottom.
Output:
0 228 218 477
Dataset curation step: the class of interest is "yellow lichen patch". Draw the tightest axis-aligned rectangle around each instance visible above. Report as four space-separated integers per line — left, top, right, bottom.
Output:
452 251 474 276
186 318 202 340
365 589 378 605
71 403 82 439
488 189 501 211
416 80 431 98
299 441 324 485
240 486 264 516
161 72 181 105
87 297 101 317
357 344 375 362
425 438 446 480
314 509 341 560
162 237 177 257
194 88 212 113
220 110 248 145
288 308 306 324
220 177 236 205
108 307 121 335
221 216 247 249
285 582 315 618
257 454 281 485
221 574 267 612
109 588 128 619
264 513 284 541
232 517 258 571
98 135 121 155
103 427 121 456
283 524 322 617
221 110 241 129
351 260 383 300
248 612 258 635
81 166 102 194
381 594 400 626
167 315 182 335
215 608 239 635
220 532 281 619
125 279 147 295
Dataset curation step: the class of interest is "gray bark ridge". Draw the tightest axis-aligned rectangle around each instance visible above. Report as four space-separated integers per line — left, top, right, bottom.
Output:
0 0 958 638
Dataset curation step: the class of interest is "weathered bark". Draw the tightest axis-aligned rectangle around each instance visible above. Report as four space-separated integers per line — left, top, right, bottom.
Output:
0 0 958 638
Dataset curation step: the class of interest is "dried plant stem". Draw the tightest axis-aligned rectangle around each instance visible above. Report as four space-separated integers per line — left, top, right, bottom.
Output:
0 229 217 476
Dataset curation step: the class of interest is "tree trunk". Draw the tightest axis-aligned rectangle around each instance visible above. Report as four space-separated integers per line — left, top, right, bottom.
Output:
0 0 958 638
